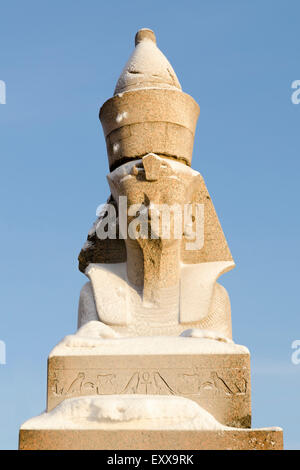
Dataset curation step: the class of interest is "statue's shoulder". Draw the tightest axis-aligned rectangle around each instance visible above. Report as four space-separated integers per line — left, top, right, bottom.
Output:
85 263 130 326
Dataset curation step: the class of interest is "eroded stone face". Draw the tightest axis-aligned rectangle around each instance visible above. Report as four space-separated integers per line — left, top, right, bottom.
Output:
108 154 192 302
108 155 188 241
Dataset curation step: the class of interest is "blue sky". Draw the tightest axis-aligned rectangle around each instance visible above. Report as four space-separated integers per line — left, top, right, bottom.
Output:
0 0 299 449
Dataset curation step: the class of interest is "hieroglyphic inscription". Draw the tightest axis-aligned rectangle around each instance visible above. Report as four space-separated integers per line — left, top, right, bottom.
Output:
49 367 247 399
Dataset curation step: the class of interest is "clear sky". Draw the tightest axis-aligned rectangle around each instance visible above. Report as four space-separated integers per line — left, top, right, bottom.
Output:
0 0 299 449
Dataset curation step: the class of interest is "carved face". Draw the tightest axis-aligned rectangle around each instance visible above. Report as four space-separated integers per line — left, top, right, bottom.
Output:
107 154 192 244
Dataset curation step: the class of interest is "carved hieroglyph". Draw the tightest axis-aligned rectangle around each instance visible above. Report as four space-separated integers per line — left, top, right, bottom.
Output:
48 363 250 428
47 331 251 428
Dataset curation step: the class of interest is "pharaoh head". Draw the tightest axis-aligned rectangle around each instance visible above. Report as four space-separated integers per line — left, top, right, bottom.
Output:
79 29 234 305
106 153 205 302
107 154 200 243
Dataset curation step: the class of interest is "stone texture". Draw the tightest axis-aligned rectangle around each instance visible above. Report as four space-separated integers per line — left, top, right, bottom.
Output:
80 29 234 335
19 428 283 450
77 154 235 335
78 160 233 271
47 338 251 428
100 90 199 171
80 264 233 338
114 28 181 95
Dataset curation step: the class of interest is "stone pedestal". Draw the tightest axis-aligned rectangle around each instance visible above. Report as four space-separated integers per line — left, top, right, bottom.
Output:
20 387 283 451
19 428 283 451
47 336 251 428
19 322 283 451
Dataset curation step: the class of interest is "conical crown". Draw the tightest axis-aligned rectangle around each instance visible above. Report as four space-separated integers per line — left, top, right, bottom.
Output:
114 28 181 94
100 29 200 171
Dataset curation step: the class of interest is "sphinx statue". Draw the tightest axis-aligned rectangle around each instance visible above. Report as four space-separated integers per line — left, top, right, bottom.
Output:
19 29 283 451
78 28 234 340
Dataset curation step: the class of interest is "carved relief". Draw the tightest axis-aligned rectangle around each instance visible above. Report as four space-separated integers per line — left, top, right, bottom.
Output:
49 368 247 399
176 369 248 396
50 371 117 397
122 371 175 395
97 374 116 394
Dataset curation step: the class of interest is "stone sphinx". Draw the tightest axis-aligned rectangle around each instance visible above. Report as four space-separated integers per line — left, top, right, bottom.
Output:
78 29 234 340
19 29 283 450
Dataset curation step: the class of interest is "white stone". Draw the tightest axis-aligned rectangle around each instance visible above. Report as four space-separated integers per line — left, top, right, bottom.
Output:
50 326 249 357
21 395 230 430
114 33 182 95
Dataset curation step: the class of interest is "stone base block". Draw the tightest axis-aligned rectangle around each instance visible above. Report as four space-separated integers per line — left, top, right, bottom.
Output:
19 428 283 450
47 336 251 428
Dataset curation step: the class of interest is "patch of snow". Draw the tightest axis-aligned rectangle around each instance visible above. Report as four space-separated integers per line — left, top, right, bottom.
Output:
77 321 121 339
20 395 230 431
113 143 120 153
88 223 97 237
109 155 199 184
96 203 110 218
120 174 133 183
114 35 182 95
82 240 93 251
180 329 233 344
50 325 249 357
116 111 128 123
